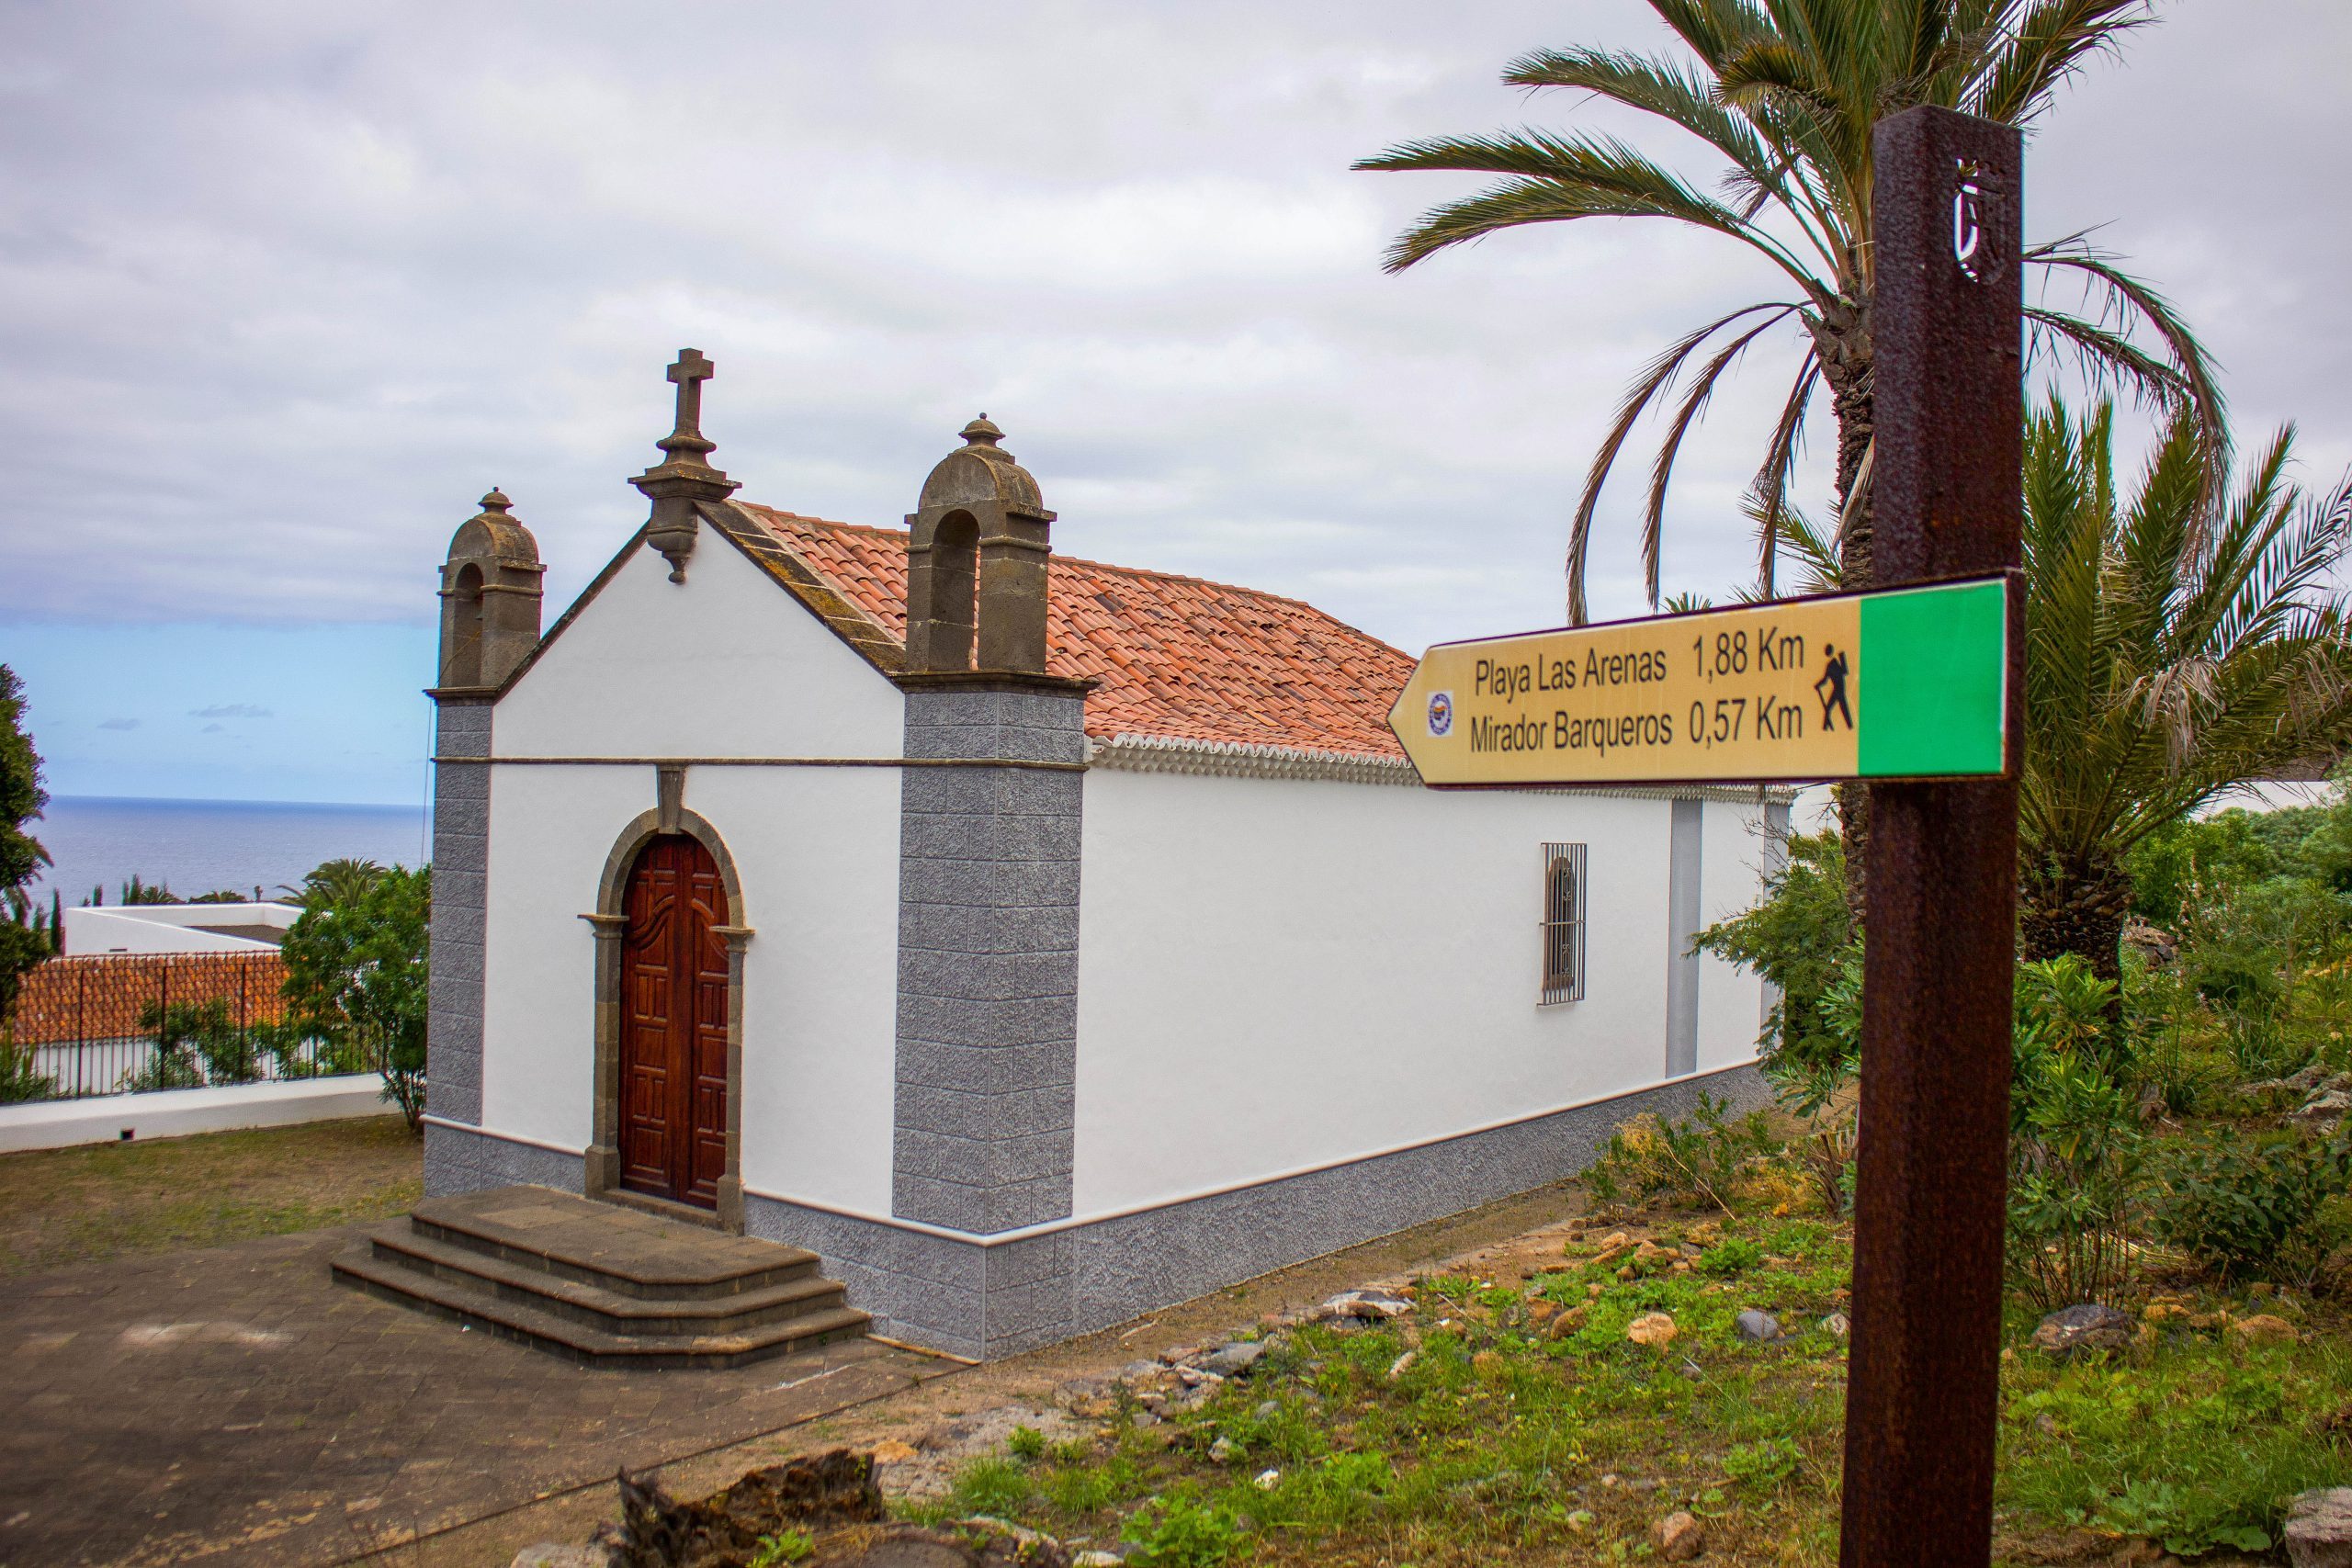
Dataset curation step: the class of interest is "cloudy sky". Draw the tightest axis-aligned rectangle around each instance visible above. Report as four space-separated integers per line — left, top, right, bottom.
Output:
3 0 2346 804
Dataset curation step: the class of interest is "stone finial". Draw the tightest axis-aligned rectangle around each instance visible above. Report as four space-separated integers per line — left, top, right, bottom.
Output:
437 487 545 692
904 414 1057 676
632 348 741 583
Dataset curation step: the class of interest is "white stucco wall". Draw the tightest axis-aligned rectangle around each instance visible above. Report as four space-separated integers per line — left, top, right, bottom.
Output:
494 532 904 761
1071 772 1770 1217
477 530 906 1213
1697 797 1778 1074
63 905 290 955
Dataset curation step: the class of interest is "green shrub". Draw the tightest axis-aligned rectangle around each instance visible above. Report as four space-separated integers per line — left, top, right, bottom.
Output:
1694 829 1852 1077
158 998 263 1084
2007 958 2144 1307
1123 1494 1243 1567
0 1034 53 1102
278 863 429 1130
2154 1128 2352 1287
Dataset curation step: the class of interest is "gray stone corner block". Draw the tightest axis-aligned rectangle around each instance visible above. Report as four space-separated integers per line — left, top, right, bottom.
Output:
893 1037 1076 1094
903 857 1080 914
895 1082 1074 1144
899 945 1080 1005
900 902 1080 959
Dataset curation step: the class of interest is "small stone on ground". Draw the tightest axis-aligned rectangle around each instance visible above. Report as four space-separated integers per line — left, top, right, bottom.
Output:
2286 1488 2352 1568
2031 1303 2134 1358
1626 1312 1678 1348
1651 1509 1706 1560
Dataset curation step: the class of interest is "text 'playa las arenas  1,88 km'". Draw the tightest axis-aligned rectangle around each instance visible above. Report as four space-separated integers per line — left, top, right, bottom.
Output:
1390 597 1865 786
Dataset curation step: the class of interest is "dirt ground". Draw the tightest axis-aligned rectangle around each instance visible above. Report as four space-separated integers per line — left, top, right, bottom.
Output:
0 1114 420 1276
407 1178 1599 1567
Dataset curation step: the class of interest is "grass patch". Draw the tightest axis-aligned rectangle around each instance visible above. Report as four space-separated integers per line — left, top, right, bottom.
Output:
0 1114 421 1274
911 1208 2352 1564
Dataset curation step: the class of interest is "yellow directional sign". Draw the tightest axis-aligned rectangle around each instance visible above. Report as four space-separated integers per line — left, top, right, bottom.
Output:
1389 577 2009 786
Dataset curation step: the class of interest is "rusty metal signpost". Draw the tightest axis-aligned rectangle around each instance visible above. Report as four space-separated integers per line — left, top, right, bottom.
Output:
1838 106 2022 1568
1385 105 2023 1566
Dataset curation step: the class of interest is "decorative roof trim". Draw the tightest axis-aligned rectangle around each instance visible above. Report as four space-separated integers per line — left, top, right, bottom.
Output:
1087 731 1419 786
1085 731 1804 803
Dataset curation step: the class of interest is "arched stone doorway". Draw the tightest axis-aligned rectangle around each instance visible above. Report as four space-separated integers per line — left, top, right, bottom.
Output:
586 795 749 1229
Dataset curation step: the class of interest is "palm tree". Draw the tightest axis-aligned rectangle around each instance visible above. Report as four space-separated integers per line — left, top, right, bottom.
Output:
2018 399 2352 981
283 857 389 913
1356 0 2222 620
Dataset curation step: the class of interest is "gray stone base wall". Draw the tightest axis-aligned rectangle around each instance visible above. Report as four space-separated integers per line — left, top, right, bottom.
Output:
752 1063 1770 1360
424 1121 586 1200
417 1066 1767 1360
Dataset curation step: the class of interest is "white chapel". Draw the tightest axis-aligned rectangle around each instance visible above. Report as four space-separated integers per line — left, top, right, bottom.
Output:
412 352 1776 1359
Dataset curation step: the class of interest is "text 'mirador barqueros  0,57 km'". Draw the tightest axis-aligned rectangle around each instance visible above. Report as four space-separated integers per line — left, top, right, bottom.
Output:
1386 575 2011 787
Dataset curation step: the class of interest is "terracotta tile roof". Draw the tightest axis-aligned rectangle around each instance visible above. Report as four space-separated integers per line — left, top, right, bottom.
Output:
733 505 1412 760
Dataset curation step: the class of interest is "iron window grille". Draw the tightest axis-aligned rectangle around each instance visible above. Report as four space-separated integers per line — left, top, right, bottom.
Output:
1540 842 1588 1005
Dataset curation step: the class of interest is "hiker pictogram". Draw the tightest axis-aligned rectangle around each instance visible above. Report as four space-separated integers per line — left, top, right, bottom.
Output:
1815 644 1853 733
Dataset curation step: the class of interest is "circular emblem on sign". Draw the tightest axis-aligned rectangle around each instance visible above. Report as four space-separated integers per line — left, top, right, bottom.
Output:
1428 690 1453 738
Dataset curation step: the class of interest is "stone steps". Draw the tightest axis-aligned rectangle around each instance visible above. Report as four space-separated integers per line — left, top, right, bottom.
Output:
332 1185 870 1368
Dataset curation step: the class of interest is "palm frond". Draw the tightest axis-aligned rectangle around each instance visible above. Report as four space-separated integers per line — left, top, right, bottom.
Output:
1503 47 1844 271
1358 130 1825 289
1968 0 2152 123
1754 495 1843 595
1642 307 1804 604
1750 353 1823 597
1563 302 1804 622
2029 237 2228 480
1644 0 1777 72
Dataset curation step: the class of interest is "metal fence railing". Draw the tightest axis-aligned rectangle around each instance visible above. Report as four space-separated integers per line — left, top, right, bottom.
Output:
2 952 358 1103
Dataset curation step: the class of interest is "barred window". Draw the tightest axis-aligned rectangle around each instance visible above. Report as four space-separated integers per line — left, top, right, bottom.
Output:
1540 842 1587 1005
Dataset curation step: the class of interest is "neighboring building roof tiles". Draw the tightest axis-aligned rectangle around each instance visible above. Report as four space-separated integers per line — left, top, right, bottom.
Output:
735 505 1413 761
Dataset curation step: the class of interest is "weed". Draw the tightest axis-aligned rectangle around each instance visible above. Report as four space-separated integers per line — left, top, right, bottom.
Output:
945 1456 1032 1518
1007 1425 1046 1461
1701 1237 1764 1276
1123 1493 1243 1567
1583 1094 1780 1213
747 1527 814 1566
1723 1436 1804 1493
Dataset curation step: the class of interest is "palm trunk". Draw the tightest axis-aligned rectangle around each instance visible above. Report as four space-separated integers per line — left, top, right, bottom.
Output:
1813 299 1873 922
2018 849 2134 991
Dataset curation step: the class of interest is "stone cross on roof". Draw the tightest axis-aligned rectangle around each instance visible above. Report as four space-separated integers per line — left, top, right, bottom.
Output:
665 348 716 449
634 347 738 582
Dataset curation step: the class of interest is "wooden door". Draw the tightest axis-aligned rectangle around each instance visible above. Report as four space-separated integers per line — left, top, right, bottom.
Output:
617 834 730 1209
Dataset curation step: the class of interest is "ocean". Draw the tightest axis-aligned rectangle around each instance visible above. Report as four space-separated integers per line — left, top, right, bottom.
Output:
28 795 431 907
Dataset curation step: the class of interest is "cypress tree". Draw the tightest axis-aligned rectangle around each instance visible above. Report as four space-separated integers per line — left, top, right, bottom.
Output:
0 665 51 1021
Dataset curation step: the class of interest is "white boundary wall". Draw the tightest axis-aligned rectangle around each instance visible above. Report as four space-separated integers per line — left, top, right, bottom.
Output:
0 1076 397 1153
63 904 293 955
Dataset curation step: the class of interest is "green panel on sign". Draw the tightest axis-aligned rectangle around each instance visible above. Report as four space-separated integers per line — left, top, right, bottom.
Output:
1857 580 2007 776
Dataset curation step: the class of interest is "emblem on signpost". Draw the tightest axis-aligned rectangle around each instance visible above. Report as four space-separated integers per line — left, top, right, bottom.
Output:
1426 691 1453 738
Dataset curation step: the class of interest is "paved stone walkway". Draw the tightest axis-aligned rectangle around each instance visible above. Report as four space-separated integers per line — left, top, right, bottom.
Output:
0 1224 954 1567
